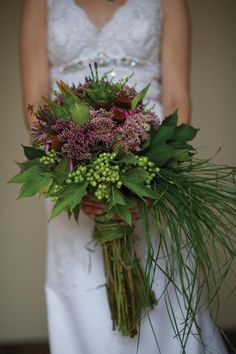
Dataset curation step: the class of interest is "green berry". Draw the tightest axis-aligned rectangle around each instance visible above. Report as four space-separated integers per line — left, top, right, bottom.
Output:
117 181 122 188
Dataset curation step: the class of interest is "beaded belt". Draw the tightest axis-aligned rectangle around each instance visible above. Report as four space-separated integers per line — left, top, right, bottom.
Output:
56 52 148 75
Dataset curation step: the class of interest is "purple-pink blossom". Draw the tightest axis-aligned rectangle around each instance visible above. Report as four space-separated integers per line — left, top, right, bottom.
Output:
51 108 160 161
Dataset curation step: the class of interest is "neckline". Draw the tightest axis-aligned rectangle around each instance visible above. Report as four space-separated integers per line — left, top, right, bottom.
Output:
71 0 130 33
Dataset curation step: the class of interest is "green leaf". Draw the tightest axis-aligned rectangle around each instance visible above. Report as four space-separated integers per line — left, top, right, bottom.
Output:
50 102 68 120
122 178 157 199
131 83 151 110
172 149 191 162
117 153 138 165
121 171 157 199
149 125 175 147
50 182 88 219
72 204 80 223
122 168 149 183
22 145 45 160
111 186 126 206
15 158 41 171
9 165 42 184
19 174 53 198
163 110 179 126
141 133 151 150
170 141 195 151
172 124 199 142
9 165 53 198
106 205 117 219
63 92 77 112
146 144 175 166
115 204 132 226
54 160 69 184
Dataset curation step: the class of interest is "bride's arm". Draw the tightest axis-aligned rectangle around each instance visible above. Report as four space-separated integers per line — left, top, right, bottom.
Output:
20 0 50 129
161 0 191 124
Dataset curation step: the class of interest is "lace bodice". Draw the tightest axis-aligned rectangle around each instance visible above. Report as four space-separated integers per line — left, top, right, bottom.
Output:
47 0 163 116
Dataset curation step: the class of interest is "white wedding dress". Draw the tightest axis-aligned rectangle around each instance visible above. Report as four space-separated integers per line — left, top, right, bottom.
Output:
45 0 228 353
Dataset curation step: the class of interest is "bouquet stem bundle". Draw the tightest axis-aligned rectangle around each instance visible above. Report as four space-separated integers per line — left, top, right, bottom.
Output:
93 217 157 337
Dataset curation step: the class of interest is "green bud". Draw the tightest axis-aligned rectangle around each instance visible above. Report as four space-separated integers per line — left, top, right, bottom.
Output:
71 102 90 126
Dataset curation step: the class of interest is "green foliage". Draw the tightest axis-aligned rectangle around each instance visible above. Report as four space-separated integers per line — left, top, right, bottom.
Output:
15 158 41 171
63 92 77 112
50 181 88 219
115 204 132 226
121 169 157 199
54 159 69 184
111 186 126 205
72 204 80 223
9 165 53 198
149 161 236 350
131 83 151 110
147 144 176 166
144 111 199 167
22 145 45 160
172 124 199 142
50 102 69 120
163 110 179 126
116 153 138 165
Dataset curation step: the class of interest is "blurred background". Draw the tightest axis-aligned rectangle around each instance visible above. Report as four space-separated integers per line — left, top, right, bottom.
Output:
0 0 235 353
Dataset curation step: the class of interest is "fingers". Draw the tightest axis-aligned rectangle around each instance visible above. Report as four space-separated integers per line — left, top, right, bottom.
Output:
82 194 105 209
81 195 141 223
81 203 105 218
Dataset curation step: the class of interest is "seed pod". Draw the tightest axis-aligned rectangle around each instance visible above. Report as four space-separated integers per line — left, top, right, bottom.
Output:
51 135 63 152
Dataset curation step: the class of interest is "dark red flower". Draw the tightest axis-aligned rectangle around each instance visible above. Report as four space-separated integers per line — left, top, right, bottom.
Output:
94 100 111 111
114 94 132 109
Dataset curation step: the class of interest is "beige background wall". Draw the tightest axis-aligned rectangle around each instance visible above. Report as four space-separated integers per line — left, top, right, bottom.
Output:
0 0 235 343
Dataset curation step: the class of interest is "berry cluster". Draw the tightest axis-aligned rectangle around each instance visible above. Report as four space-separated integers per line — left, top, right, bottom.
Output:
51 184 63 203
65 165 87 184
88 152 121 200
40 150 61 167
137 156 160 186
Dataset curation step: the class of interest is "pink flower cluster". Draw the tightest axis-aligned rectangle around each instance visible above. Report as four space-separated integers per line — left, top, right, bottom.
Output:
52 108 160 161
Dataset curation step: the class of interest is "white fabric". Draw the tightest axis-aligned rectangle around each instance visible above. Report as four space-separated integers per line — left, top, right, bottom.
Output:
45 0 228 353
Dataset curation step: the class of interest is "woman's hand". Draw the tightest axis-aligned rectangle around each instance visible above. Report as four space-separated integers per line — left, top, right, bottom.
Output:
80 194 140 224
80 194 106 218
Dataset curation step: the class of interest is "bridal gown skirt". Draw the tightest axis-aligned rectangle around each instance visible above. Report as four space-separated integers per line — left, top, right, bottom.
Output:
45 201 228 354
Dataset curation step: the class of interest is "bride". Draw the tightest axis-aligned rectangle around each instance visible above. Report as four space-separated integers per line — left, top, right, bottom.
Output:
20 0 228 353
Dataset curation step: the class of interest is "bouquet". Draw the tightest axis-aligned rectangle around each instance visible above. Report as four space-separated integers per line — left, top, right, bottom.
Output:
10 64 236 345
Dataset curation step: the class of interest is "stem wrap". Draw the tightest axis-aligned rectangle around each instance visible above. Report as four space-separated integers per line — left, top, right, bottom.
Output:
93 217 157 337
93 219 134 244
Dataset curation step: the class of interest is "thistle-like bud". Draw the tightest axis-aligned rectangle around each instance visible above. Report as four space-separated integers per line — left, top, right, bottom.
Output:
71 102 90 125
